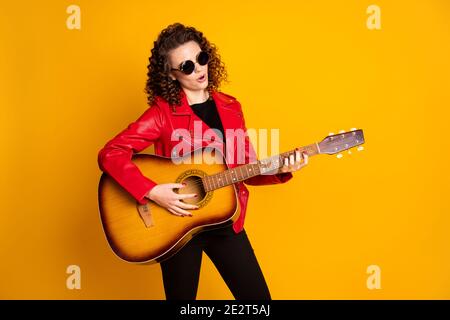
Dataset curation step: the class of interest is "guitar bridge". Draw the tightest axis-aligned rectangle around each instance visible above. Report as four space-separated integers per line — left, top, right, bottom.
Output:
137 203 154 228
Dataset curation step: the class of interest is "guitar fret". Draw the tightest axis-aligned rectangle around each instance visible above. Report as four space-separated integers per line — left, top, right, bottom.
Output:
205 161 266 192
206 176 211 191
222 171 227 186
219 172 223 188
207 176 211 191
219 173 224 188
223 171 227 187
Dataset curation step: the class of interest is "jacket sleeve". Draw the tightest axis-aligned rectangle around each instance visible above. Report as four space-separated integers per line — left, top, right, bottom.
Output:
238 101 293 186
98 105 163 204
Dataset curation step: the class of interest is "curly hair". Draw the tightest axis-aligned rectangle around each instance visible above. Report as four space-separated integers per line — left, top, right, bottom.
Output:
145 23 228 109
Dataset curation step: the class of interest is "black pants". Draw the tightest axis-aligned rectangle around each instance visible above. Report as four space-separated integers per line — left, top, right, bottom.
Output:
160 225 271 300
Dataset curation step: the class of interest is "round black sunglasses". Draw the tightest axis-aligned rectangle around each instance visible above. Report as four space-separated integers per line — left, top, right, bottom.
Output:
170 51 209 75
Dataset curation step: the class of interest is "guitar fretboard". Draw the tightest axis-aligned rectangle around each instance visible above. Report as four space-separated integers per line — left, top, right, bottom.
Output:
202 143 319 192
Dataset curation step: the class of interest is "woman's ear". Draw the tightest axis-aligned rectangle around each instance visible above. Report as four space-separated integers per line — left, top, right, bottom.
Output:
169 72 177 81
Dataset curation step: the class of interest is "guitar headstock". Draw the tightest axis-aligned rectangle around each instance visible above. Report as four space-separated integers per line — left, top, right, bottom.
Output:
318 128 365 158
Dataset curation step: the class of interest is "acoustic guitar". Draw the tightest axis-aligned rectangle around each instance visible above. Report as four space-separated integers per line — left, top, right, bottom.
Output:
98 129 365 264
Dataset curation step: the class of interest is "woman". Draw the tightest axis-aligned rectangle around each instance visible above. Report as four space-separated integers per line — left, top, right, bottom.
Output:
98 23 308 300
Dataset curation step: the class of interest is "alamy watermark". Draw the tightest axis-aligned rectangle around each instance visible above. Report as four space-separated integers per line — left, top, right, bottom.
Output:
170 120 280 169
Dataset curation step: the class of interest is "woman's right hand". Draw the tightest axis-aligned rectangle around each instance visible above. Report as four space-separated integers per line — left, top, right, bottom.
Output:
146 183 198 217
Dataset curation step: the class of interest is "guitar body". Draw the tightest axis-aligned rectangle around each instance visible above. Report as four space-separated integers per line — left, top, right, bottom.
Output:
98 147 240 264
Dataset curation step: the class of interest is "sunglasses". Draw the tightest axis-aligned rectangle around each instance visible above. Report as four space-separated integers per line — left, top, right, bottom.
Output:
170 51 209 75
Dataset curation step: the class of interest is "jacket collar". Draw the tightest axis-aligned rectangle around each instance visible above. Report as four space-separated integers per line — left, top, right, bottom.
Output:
171 89 235 114
169 89 241 145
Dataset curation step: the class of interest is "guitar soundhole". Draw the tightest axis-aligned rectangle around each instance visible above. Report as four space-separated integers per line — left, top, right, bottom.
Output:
178 175 206 205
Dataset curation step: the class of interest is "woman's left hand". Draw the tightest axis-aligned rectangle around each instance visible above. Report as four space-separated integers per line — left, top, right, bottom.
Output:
277 148 309 173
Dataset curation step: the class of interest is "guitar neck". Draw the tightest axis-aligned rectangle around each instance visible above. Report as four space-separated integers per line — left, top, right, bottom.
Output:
202 143 319 192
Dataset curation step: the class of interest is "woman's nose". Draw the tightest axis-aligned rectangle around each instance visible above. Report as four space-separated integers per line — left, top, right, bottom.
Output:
194 62 204 73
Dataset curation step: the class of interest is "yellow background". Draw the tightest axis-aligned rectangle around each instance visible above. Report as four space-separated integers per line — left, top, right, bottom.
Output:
1 0 449 299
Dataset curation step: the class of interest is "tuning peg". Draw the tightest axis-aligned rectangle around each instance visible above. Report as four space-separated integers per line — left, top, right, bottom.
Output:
336 153 343 159
350 128 357 131
328 132 335 136
338 130 345 133
347 150 352 154
357 146 364 151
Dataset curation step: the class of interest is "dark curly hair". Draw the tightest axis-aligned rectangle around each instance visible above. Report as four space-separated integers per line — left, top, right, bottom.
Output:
145 23 228 109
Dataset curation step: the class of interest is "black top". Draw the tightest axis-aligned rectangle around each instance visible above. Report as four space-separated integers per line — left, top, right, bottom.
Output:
189 97 226 144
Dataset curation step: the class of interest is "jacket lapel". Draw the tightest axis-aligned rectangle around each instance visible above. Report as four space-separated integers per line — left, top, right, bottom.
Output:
169 89 242 155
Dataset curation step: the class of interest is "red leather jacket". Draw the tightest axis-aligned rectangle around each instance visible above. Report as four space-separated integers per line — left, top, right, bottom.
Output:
98 89 293 233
